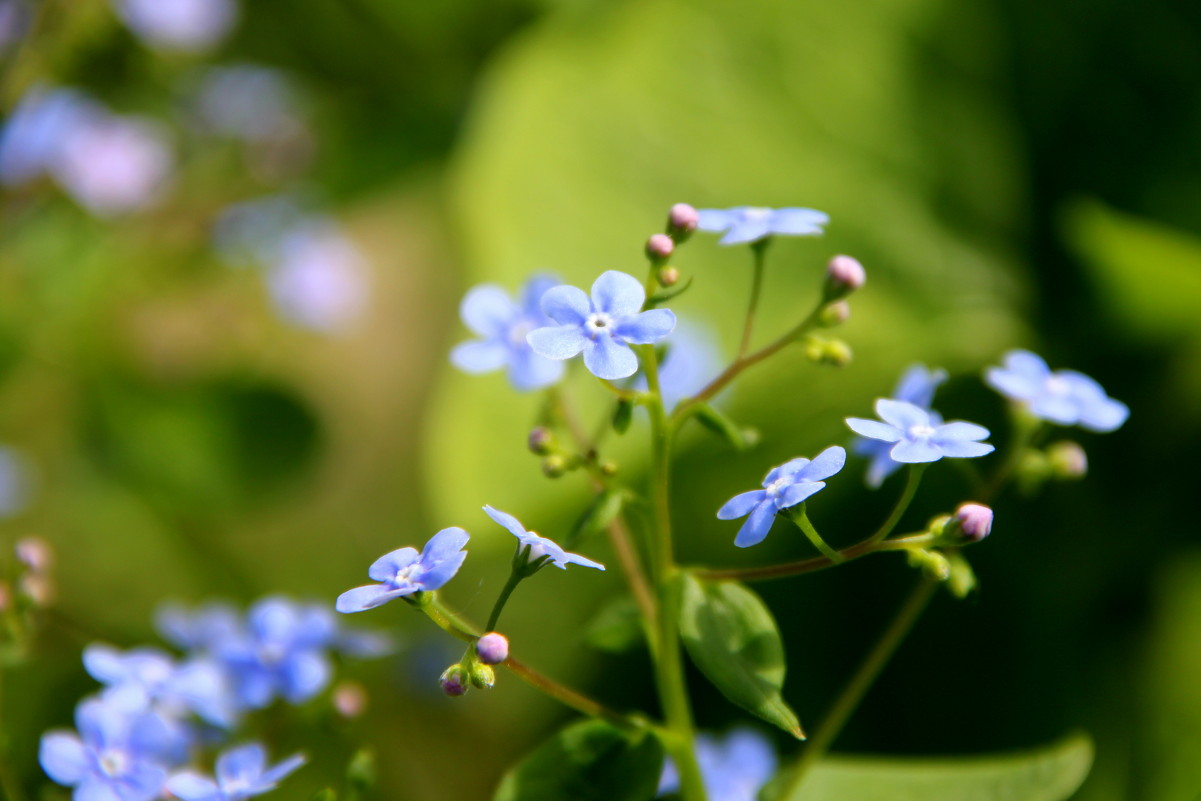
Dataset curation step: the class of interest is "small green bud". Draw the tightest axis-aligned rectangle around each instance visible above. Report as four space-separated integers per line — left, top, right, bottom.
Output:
528 427 556 455
542 454 568 478
1047 441 1088 479
805 337 852 367
600 460 619 476
907 549 951 581
946 552 978 599
657 266 680 287
612 400 634 434
439 664 469 697
818 300 851 328
469 663 496 689
346 749 376 793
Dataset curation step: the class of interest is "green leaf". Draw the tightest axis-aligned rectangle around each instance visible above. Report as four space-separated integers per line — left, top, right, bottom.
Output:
771 733 1093 801
612 400 634 434
584 595 645 653
693 403 757 451
564 488 625 548
677 573 803 738
493 720 663 801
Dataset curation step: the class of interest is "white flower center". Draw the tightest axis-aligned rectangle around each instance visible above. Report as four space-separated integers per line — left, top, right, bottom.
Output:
908 424 935 439
743 207 771 221
393 562 423 589
585 312 614 337
523 534 549 562
508 319 535 348
99 750 128 778
765 478 791 498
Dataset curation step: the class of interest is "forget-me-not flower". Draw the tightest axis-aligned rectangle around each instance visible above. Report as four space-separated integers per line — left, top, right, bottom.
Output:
847 399 994 464
985 350 1128 432
658 728 777 801
526 271 676 381
84 644 236 728
39 697 177 801
111 0 238 53
696 206 829 246
166 743 305 801
337 527 470 613
451 274 565 390
717 446 846 548
853 364 947 488
483 506 604 571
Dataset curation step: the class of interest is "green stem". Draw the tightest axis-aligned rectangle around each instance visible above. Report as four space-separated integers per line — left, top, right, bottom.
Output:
788 507 844 564
738 240 770 357
693 533 933 583
779 576 939 794
982 410 1042 502
485 569 524 632
867 464 926 545
642 345 707 801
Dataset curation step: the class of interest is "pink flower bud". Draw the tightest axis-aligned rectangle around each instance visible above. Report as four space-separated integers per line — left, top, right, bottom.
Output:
824 255 866 300
953 503 993 542
668 203 699 234
476 632 510 665
646 233 674 260
333 681 368 718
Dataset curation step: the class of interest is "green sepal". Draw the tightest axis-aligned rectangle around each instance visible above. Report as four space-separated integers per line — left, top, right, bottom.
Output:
492 720 664 801
766 732 1093 801
693 403 757 451
564 488 624 549
945 552 977 599
612 400 634 434
677 572 803 738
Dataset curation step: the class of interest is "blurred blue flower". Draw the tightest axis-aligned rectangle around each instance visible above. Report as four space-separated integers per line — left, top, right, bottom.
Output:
847 399 994 464
52 111 172 217
630 322 722 411
853 364 947 488
696 206 829 245
166 743 305 801
112 0 238 52
483 506 604 571
451 275 565 390
658 728 777 801
0 87 95 186
267 221 368 332
190 65 300 143
717 446 846 548
527 271 676 380
39 697 178 801
985 350 1129 432
83 644 236 728
0 1 30 54
156 602 243 653
336 527 470 613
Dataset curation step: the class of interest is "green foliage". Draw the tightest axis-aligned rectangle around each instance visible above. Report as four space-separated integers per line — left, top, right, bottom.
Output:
492 720 664 801
677 573 802 738
584 595 644 653
774 733 1093 801
564 488 625 548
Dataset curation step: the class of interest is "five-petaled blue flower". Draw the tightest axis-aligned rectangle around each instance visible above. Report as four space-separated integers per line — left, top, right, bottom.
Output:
39 697 177 801
696 206 829 246
853 364 947 488
166 743 305 801
83 643 236 728
483 506 604 570
658 728 777 801
984 350 1128 432
451 274 565 390
717 446 846 548
337 528 469 613
526 271 676 381
846 399 994 464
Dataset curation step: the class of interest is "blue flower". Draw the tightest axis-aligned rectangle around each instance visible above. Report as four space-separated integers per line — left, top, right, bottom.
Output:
166 743 305 801
526 271 676 381
336 528 470 613
985 350 1128 432
451 274 565 390
717 446 846 548
39 697 178 801
696 206 829 246
846 399 994 464
111 0 238 53
631 322 722 412
658 728 776 801
482 506 604 571
853 364 947 488
83 644 236 728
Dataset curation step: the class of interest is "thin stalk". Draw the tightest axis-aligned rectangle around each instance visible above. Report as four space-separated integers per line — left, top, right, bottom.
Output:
694 533 933 583
642 345 707 801
790 508 844 564
866 464 926 545
738 240 770 357
484 569 524 632
779 576 939 795
982 410 1042 501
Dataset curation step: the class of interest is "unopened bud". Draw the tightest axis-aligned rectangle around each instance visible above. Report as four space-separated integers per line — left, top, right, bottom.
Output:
818 300 851 328
528 427 555 456
951 503 993 543
657 266 680 287
476 632 510 665
439 665 469 697
600 461 619 476
907 549 951 581
15 537 52 573
646 234 674 261
805 337 852 367
667 203 699 238
1047 441 1088 479
469 663 496 690
542 454 568 478
18 573 54 606
333 681 368 718
823 255 866 300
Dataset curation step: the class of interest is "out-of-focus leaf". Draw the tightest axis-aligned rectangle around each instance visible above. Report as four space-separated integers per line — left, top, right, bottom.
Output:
584 594 644 653
772 733 1093 801
492 720 663 801
564 488 624 548
678 573 802 738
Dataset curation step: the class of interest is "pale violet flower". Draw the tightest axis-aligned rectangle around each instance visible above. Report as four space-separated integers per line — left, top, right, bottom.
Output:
451 275 565 390
483 505 604 571
696 206 829 245
985 350 1128 432
527 270 676 381
853 364 947 488
337 528 470 613
659 728 777 801
166 743 304 801
847 400 994 464
51 111 172 217
717 446 845 548
266 222 368 332
632 322 721 411
191 65 300 143
0 87 95 185
112 0 238 52
0 445 31 517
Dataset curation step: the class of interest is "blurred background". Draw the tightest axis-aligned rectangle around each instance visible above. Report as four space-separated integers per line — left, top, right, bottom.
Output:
1 0 1200 798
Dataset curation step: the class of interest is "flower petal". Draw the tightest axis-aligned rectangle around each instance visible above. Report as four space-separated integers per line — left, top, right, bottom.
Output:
459 285 514 338
614 308 676 345
934 421 990 442
259 753 307 788
734 501 777 548
799 445 846 481
876 399 929 429
768 207 829 235
558 551 605 571
281 652 330 703
1078 396 1128 433
719 219 771 245
894 364 946 407
482 505 528 538
165 773 221 801
583 335 639 380
889 439 944 463
335 585 407 613
450 340 509 374
932 439 995 458
507 348 564 391
519 274 561 317
367 548 419 583
695 209 738 232
590 271 645 318
539 285 591 325
779 480 824 508
421 527 470 564
846 417 902 442
216 743 266 788
82 644 128 685
527 324 588 360
416 548 467 591
39 732 89 785
717 490 765 520
76 777 126 801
